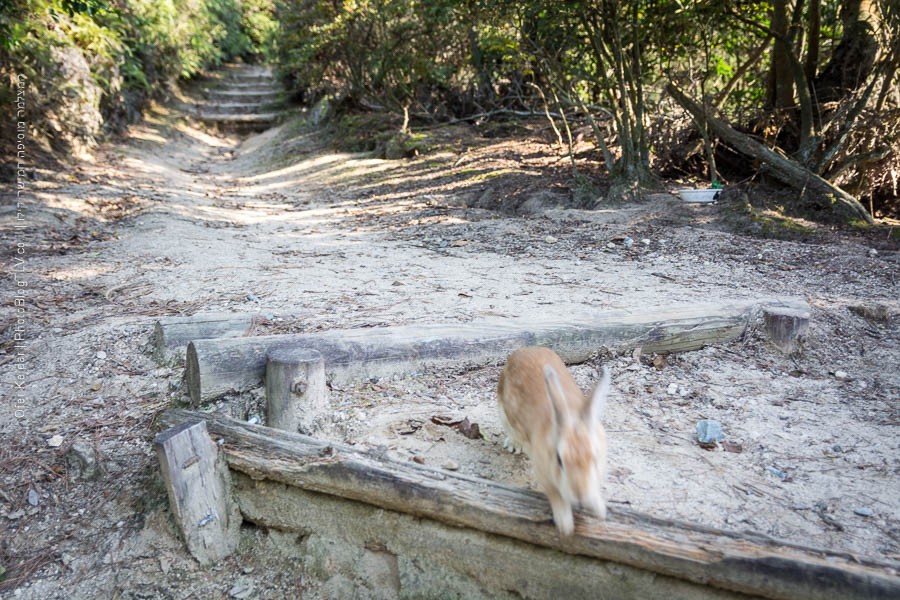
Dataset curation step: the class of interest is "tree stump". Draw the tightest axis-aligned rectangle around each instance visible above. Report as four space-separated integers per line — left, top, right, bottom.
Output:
763 305 810 354
266 347 327 434
153 420 241 565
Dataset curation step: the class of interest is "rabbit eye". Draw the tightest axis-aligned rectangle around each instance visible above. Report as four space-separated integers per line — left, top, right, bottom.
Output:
556 452 563 469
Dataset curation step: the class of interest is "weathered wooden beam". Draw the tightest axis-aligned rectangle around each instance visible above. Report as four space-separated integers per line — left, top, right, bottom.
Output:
265 347 327 434
150 312 265 365
185 298 808 405
159 409 899 600
152 420 241 565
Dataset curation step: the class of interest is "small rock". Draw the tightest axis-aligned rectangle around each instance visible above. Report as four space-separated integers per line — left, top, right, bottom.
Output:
7 509 25 520
722 440 743 453
90 381 102 392
641 238 651 245
623 237 634 248
66 440 100 480
247 293 260 303
411 455 426 464
27 489 39 506
47 434 64 448
868 248 878 257
834 370 849 380
228 579 256 599
544 235 558 244
666 382 678 395
95 350 107 360
831 444 843 453
696 420 725 446
442 459 460 471
848 303 890 322
853 507 874 517
247 416 260 425
606 242 616 249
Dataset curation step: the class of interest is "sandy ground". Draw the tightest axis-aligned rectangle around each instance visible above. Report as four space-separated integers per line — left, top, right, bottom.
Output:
1 67 899 598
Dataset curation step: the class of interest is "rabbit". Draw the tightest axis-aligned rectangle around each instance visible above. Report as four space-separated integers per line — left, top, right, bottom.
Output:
497 346 611 535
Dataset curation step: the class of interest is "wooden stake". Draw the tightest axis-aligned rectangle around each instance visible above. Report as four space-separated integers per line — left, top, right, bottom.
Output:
763 305 810 354
153 420 241 565
266 347 327 434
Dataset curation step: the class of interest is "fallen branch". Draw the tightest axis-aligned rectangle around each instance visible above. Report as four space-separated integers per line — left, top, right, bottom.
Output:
665 83 874 224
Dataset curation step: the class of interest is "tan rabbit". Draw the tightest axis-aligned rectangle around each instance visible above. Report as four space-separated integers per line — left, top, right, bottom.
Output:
497 346 610 535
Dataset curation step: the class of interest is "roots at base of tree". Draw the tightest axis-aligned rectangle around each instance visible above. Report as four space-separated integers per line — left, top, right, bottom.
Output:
666 83 874 225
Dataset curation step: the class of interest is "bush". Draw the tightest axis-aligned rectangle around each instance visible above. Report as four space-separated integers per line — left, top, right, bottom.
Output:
0 0 275 156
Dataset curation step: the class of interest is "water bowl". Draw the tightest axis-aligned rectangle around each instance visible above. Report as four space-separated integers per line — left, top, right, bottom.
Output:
677 188 721 203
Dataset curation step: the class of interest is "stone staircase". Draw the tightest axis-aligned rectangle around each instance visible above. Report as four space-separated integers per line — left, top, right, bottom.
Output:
192 64 287 131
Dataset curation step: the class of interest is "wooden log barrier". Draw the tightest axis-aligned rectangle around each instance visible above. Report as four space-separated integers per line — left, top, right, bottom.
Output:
151 312 263 364
265 347 327 434
152 420 241 564
186 298 809 405
158 409 899 599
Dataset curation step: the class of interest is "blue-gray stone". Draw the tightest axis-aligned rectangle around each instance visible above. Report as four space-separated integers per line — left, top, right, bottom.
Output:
766 466 788 479
696 419 725 444
27 489 39 506
853 507 874 517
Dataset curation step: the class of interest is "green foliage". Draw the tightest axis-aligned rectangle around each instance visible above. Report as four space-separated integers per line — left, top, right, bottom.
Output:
0 0 277 152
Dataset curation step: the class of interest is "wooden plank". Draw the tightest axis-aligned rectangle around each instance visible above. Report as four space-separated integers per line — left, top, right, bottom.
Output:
159 409 899 600
153 420 241 565
185 298 807 405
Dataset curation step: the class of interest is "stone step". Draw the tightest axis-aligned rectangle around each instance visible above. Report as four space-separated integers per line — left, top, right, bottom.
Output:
202 89 282 104
215 81 280 91
195 111 286 131
193 101 284 116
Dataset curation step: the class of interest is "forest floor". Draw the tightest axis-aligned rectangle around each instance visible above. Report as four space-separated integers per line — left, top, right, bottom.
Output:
1 65 899 599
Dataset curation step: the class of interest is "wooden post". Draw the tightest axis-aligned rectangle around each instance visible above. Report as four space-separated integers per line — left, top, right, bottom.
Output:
763 305 810 354
153 420 241 565
266 347 327 434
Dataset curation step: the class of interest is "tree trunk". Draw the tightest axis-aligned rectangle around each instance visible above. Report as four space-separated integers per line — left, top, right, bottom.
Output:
813 0 880 104
666 83 874 224
767 0 795 109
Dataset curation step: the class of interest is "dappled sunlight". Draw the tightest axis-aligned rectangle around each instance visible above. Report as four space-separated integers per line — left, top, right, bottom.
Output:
128 128 169 145
45 263 116 282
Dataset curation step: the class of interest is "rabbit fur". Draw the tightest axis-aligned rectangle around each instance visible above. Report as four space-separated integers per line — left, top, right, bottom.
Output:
497 346 610 535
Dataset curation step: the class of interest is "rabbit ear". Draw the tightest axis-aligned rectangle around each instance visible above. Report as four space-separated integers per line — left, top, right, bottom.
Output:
543 364 569 431
586 367 611 423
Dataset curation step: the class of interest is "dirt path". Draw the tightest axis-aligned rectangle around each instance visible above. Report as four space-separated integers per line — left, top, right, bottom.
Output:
2 65 898 598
